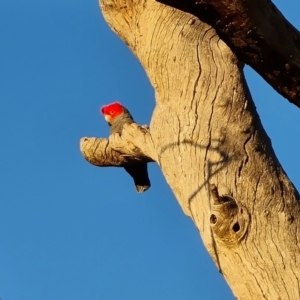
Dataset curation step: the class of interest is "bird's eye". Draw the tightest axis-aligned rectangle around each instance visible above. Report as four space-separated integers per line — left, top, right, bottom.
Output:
110 110 115 115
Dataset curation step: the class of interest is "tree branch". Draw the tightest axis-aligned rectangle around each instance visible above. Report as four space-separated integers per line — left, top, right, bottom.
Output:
80 123 157 167
156 0 300 108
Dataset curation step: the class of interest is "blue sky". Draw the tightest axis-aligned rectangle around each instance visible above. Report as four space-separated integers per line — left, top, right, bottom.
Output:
0 1 299 299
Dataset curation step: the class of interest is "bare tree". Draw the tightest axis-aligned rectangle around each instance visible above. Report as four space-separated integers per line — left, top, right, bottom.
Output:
80 1 300 299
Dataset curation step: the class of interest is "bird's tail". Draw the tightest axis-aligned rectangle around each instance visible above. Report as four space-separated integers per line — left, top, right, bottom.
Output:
124 164 151 193
135 184 151 193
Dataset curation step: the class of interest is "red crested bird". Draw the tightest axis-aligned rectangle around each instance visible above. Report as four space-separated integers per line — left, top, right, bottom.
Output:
100 101 151 193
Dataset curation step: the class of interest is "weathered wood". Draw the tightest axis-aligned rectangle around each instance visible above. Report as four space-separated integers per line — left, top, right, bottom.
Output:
95 0 300 298
156 0 300 108
80 123 157 167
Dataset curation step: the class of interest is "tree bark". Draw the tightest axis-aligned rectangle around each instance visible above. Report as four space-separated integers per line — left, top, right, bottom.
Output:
87 0 300 298
80 124 156 167
156 0 300 108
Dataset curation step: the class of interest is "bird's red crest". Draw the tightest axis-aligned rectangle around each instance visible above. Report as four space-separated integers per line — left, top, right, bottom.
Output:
100 101 124 122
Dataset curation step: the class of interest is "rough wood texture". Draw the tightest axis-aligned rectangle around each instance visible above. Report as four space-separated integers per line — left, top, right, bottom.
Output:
92 0 300 298
157 0 300 108
81 123 157 167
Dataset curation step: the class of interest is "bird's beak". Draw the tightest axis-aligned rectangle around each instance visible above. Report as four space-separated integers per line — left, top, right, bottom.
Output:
104 115 111 122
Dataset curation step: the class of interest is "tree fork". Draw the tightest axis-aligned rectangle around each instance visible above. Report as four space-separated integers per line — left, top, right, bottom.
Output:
93 0 300 298
156 0 300 108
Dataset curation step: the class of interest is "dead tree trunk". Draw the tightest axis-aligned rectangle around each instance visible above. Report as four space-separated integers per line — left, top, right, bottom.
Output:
156 0 300 108
81 1 300 298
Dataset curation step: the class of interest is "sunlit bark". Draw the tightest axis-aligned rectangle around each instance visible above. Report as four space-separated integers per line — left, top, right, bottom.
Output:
81 1 300 298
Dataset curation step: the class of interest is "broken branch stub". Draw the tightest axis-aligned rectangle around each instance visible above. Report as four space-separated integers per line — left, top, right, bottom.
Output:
80 123 157 168
209 185 250 247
